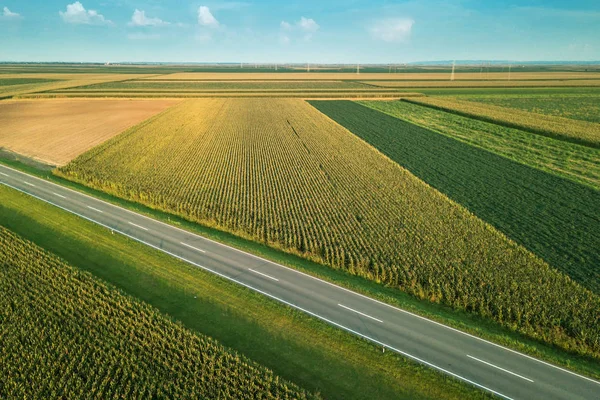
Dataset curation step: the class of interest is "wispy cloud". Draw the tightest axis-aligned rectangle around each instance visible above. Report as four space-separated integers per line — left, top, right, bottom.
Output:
370 18 414 42
128 9 169 27
2 6 20 19
198 6 219 28
279 16 320 41
59 2 112 25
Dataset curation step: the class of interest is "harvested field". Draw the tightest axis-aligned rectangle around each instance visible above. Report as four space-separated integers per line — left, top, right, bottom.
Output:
58 98 600 357
0 98 179 165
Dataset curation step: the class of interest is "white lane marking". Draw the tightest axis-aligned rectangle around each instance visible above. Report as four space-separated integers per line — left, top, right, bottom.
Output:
87 206 103 213
0 180 515 400
338 304 383 323
180 242 206 253
24 181 35 187
248 268 279 282
467 355 534 383
53 192 66 199
2 164 598 387
128 221 148 231
0 172 9 177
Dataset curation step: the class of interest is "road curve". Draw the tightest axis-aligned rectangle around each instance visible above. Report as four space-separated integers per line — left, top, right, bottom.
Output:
1 163 598 400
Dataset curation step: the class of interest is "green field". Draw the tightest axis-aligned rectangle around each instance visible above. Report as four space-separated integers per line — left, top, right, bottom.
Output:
359 100 600 190
403 96 600 148
0 78 60 86
0 225 317 400
465 95 600 123
0 184 491 400
311 101 600 295
54 98 600 358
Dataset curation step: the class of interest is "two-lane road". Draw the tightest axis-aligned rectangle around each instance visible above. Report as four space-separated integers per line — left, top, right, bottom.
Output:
1 163 598 400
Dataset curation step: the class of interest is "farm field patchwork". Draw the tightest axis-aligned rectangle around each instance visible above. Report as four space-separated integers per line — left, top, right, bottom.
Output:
404 96 600 147
359 100 600 190
0 98 179 165
57 98 600 357
361 79 600 88
0 226 317 400
464 95 600 123
311 100 600 296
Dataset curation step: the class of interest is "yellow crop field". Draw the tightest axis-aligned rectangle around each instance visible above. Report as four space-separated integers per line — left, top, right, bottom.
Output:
405 96 600 147
0 98 179 165
59 98 600 356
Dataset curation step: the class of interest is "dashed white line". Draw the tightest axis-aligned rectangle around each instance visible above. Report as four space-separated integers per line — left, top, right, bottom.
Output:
24 181 35 187
338 304 383 323
87 206 103 213
128 221 148 231
248 268 279 282
180 242 206 253
53 192 66 199
467 355 534 383
0 180 515 400
0 172 9 177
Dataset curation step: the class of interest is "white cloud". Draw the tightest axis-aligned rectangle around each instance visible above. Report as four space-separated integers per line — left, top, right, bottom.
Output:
370 18 414 42
128 9 168 27
198 6 219 28
59 2 112 25
3 6 20 18
298 17 319 33
280 20 292 30
279 35 290 45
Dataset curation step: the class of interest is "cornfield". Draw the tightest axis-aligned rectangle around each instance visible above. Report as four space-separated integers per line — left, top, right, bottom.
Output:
403 96 600 148
0 226 317 399
59 98 600 357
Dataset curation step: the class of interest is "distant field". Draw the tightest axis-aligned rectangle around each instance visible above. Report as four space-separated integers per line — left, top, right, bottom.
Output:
138 71 600 81
465 95 600 123
57 98 599 357
0 99 179 165
0 77 59 86
312 100 600 298
0 226 315 400
67 80 371 90
404 96 600 147
358 100 600 190
361 79 600 88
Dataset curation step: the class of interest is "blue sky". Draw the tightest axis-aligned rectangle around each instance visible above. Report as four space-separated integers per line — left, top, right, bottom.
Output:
0 1 598 63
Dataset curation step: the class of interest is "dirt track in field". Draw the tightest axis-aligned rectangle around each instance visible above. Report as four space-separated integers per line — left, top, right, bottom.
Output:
0 98 180 166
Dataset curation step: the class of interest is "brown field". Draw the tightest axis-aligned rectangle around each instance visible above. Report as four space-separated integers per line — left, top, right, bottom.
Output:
0 98 179 165
362 79 600 88
142 72 600 81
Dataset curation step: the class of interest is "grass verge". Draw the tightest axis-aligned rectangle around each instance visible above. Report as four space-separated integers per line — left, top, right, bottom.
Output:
2 156 599 381
0 184 488 400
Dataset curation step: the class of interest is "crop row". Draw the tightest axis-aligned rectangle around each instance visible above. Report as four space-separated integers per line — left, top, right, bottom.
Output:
403 96 600 148
0 226 316 399
59 98 600 357
358 99 600 190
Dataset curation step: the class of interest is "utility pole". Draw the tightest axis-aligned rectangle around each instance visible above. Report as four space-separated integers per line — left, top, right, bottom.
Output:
356 63 360 74
450 60 455 81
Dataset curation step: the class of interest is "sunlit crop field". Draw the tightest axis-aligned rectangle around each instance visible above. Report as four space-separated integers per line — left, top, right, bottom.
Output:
0 226 316 400
58 98 600 357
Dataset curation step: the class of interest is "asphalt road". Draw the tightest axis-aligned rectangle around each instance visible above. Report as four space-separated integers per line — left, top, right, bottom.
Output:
1 163 598 400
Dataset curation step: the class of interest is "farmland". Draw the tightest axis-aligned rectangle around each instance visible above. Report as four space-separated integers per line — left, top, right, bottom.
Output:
358 100 600 189
403 96 600 148
0 98 179 165
56 98 600 357
465 95 600 123
0 226 317 400
361 79 600 87
311 100 600 295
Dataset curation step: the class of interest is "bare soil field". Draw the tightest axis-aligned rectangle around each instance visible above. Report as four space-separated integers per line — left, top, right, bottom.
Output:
0 98 179 165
